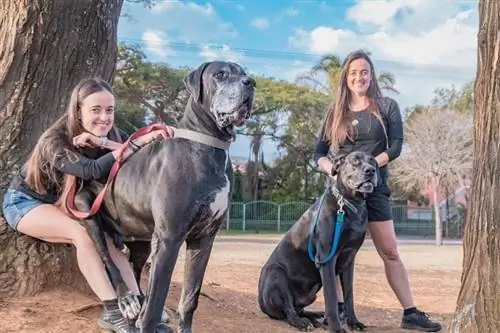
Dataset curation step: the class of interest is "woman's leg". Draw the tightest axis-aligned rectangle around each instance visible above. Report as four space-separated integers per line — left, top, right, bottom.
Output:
366 183 442 332
368 220 442 332
16 204 137 333
17 204 117 300
367 220 414 308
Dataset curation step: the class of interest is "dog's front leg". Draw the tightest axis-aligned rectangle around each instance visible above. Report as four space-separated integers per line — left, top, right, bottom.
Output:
316 229 346 332
177 233 217 333
339 260 366 331
75 191 141 321
318 258 346 333
136 229 183 333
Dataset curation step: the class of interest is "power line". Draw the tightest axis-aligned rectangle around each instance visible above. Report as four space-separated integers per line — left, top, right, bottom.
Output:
118 37 475 78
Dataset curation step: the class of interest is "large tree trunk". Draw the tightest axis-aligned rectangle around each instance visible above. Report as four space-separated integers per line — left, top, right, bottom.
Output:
0 0 124 297
446 0 500 331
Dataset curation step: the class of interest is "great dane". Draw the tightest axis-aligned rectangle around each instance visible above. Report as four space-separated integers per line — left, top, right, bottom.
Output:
257 151 378 333
75 61 256 333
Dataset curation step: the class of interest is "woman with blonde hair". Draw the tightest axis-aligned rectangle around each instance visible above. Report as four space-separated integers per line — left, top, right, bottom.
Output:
314 50 442 332
2 77 173 333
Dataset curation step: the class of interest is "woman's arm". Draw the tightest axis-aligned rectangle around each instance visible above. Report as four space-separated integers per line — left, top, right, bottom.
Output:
314 137 334 176
57 128 171 180
55 151 118 181
375 99 404 167
385 99 404 161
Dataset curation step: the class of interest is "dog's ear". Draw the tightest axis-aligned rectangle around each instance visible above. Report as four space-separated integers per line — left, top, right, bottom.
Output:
184 62 210 103
330 154 346 177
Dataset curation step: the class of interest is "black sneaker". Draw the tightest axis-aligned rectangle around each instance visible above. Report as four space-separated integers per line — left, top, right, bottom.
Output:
98 302 137 333
401 310 442 332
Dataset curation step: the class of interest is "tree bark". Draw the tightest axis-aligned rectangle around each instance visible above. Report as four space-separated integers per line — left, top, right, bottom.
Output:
432 179 443 246
447 0 500 331
0 0 124 297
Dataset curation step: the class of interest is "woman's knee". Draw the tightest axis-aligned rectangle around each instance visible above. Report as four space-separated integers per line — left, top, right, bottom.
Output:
378 245 400 262
71 226 97 251
368 220 401 262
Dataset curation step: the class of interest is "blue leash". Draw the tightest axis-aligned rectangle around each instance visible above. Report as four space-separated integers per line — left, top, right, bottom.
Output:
307 182 358 266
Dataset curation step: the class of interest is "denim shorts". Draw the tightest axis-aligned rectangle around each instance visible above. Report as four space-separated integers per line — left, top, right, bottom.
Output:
2 188 44 231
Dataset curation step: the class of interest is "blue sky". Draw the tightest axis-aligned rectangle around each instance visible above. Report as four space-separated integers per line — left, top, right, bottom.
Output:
117 0 479 161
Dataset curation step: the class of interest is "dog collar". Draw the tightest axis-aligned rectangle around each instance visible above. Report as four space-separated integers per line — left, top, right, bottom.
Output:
173 128 231 150
330 183 359 214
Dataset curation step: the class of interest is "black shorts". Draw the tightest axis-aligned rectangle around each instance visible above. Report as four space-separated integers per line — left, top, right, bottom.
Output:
366 182 393 222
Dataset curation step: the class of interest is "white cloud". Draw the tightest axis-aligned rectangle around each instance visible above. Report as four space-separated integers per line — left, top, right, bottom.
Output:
141 30 173 57
287 0 478 110
149 0 237 43
199 44 245 63
346 0 421 29
250 17 270 30
285 7 299 17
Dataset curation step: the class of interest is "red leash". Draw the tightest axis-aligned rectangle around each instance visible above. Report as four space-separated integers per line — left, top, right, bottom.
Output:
66 123 172 219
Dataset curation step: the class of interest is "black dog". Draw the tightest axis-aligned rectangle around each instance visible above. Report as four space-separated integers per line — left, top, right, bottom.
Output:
257 151 378 333
75 61 256 333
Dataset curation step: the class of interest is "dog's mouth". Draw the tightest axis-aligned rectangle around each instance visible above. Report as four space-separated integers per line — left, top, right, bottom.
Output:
357 181 375 193
347 178 376 194
217 97 252 127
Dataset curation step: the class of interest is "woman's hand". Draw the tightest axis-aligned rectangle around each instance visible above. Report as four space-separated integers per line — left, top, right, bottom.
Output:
72 133 101 148
134 126 175 147
147 127 174 143
375 153 390 167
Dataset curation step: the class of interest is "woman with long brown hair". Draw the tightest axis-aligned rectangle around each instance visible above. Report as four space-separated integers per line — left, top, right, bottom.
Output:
2 78 173 333
314 50 442 332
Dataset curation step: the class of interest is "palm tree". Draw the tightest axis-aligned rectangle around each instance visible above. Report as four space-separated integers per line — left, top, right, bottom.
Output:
296 52 400 96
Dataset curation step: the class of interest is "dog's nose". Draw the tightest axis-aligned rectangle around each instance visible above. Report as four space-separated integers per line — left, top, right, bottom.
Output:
241 76 256 87
363 165 375 176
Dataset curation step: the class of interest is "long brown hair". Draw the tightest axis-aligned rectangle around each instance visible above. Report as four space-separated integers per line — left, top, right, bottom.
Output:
24 77 122 216
320 50 387 151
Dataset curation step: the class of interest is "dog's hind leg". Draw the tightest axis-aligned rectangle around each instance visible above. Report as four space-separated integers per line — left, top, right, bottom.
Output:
259 265 316 332
339 260 366 331
176 234 217 333
123 240 151 285
299 310 325 328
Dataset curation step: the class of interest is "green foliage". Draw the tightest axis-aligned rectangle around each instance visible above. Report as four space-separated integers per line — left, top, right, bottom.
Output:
430 81 474 114
113 43 190 131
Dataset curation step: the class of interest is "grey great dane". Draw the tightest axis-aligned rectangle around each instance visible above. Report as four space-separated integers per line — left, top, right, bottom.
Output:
75 61 256 333
257 151 378 333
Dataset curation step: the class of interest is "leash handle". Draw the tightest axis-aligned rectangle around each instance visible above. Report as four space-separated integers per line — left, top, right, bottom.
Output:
66 123 172 219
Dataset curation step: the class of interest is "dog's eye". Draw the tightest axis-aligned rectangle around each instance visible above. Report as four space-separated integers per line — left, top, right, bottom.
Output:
215 71 227 79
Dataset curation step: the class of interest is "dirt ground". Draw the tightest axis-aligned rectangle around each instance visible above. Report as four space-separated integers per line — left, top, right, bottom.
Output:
0 235 463 333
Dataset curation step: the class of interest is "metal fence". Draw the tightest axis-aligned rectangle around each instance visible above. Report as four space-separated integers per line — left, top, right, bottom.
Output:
224 200 465 239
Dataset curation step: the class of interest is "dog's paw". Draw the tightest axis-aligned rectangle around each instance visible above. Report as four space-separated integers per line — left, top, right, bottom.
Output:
295 318 315 332
161 307 170 323
118 293 142 320
312 319 323 328
347 319 367 331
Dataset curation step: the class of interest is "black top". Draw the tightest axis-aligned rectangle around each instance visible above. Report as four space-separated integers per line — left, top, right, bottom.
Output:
314 97 404 180
9 129 129 204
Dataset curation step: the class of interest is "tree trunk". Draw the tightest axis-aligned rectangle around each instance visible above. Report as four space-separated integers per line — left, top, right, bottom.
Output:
0 0 124 297
446 0 500 331
432 181 442 246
